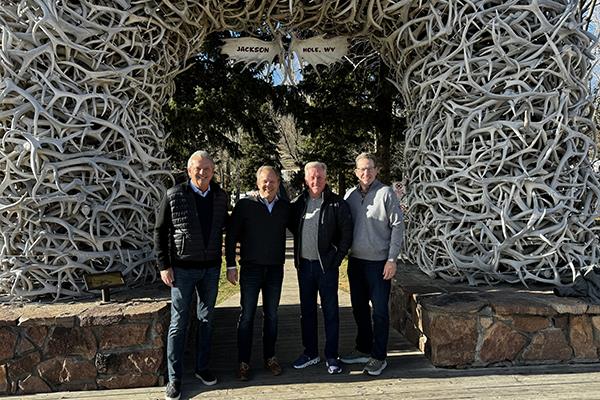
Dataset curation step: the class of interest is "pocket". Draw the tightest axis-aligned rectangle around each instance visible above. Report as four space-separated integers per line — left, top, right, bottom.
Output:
323 249 337 269
174 231 187 256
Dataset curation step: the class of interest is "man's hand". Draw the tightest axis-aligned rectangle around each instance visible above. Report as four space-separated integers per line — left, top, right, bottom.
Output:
227 268 238 285
160 267 175 287
382 260 397 280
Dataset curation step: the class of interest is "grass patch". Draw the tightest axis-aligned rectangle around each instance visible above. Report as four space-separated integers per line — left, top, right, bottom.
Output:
339 258 350 293
216 260 240 305
216 258 350 304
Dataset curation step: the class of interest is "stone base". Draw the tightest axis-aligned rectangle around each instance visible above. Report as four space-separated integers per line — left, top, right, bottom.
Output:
391 264 600 368
0 285 170 395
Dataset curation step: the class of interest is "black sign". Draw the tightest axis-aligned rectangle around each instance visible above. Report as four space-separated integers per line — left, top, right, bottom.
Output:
84 272 125 290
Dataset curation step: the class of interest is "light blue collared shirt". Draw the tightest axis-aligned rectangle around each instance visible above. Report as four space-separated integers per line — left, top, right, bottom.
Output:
261 195 278 213
190 180 211 197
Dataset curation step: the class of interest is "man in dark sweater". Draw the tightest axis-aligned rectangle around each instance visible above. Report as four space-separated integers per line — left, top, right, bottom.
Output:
154 151 229 400
226 166 290 381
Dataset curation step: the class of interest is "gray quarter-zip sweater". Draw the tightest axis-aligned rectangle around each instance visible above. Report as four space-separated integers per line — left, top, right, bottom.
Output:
344 179 404 261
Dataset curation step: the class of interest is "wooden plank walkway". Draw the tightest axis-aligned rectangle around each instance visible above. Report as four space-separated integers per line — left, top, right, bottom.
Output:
15 256 600 400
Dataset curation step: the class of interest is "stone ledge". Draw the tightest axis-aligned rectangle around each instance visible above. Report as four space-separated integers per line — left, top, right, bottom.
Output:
391 264 600 368
0 284 170 395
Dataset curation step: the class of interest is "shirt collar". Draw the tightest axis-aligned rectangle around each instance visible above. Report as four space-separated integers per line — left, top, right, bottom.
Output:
190 180 211 197
260 194 278 206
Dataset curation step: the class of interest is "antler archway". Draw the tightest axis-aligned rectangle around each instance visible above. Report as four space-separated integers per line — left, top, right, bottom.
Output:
0 0 598 300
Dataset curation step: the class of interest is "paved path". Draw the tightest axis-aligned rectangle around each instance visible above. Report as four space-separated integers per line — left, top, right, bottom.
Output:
16 257 600 400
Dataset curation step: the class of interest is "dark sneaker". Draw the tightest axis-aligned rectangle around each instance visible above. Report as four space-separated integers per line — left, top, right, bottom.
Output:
292 353 321 369
340 350 370 364
165 381 181 400
326 358 343 374
265 356 282 376
194 369 217 386
363 357 387 376
237 362 251 381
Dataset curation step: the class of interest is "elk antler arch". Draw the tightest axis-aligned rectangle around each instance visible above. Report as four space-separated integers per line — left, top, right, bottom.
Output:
0 0 598 300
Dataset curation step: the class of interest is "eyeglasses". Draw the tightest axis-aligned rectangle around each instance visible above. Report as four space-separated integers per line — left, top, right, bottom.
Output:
355 167 375 173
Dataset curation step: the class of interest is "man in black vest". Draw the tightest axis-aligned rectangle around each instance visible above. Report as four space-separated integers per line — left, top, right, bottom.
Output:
154 151 229 400
226 166 290 381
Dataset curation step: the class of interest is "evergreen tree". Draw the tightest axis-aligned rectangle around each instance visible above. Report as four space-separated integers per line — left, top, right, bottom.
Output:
163 31 282 192
163 32 406 196
284 50 406 193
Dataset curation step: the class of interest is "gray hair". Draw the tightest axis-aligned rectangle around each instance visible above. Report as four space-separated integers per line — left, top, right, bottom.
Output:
304 161 327 177
256 165 280 181
355 152 378 167
187 150 214 169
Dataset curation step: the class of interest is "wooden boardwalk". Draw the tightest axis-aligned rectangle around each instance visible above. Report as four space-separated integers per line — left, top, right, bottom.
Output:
16 258 600 400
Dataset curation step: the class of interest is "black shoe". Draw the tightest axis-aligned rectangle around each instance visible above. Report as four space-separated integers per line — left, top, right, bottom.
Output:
165 381 181 400
292 353 321 369
195 369 217 386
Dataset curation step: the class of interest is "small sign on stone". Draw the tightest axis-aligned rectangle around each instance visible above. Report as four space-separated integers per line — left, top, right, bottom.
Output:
84 272 125 302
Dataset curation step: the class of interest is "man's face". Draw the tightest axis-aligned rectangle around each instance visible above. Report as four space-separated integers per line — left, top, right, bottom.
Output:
187 157 214 191
305 166 326 198
355 157 378 188
257 169 279 202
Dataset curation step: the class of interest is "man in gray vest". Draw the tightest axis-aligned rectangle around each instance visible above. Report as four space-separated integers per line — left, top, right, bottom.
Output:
341 152 404 376
154 151 229 400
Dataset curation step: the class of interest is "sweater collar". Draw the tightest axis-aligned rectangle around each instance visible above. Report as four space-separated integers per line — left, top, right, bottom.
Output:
304 184 331 202
357 179 383 196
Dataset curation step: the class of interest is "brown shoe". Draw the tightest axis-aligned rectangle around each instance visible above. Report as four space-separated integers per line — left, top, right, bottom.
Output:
237 362 250 381
265 356 282 376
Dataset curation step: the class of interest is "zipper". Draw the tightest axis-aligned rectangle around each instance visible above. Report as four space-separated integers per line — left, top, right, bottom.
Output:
316 200 325 273
296 198 308 268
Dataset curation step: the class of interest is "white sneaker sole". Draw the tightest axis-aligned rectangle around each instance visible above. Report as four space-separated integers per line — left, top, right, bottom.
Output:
327 366 343 374
293 356 321 369
194 372 217 386
363 360 387 376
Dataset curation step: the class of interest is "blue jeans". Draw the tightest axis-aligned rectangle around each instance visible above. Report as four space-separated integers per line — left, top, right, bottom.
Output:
297 258 339 359
347 257 391 360
237 264 284 363
167 265 220 383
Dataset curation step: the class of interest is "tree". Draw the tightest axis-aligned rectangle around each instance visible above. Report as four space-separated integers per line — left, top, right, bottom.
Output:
284 49 406 193
163 31 283 193
164 32 407 196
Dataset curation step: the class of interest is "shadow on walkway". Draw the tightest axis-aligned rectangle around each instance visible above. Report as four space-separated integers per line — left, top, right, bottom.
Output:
177 262 600 400
181 286 427 398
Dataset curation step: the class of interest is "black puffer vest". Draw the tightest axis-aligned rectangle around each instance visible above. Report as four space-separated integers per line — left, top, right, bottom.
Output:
167 181 228 263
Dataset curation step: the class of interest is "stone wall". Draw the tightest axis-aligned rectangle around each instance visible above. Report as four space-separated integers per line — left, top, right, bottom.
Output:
0 297 169 395
391 264 600 367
